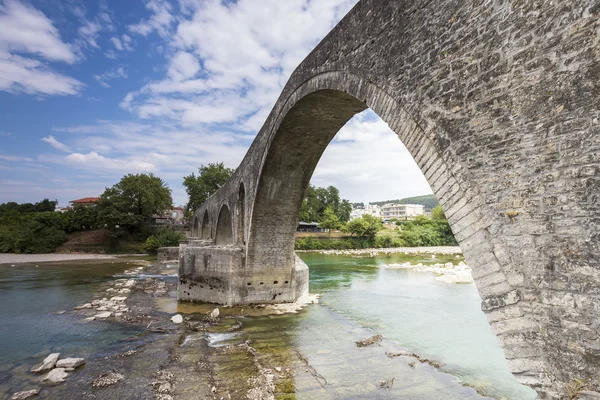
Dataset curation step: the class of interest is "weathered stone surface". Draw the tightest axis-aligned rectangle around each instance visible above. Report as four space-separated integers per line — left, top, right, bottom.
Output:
180 0 600 397
56 358 85 369
9 389 39 399
170 314 183 324
41 368 68 384
30 353 60 373
157 247 179 263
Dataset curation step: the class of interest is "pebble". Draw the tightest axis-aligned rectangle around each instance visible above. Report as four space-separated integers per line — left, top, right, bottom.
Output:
171 314 183 324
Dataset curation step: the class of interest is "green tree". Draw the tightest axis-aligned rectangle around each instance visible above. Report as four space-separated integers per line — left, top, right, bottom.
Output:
99 173 172 231
342 214 383 240
299 184 352 223
431 205 446 220
319 206 341 237
183 163 234 212
338 199 352 223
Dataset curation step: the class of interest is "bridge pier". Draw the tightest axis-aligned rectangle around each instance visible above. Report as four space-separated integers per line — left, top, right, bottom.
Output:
178 244 308 306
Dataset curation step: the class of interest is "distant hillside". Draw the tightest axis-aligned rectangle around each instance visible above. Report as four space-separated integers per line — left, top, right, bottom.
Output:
370 194 438 210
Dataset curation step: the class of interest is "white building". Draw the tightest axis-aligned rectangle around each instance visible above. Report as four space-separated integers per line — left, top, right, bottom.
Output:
380 203 424 219
350 204 382 220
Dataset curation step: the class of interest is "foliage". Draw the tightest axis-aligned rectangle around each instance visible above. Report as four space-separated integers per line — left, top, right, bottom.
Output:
0 198 57 216
342 214 383 239
99 173 172 232
299 185 352 223
0 212 67 253
397 215 456 246
430 205 446 220
370 194 438 210
143 227 186 253
183 163 234 213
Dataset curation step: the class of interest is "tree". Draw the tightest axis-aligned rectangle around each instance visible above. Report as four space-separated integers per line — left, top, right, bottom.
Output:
342 214 383 240
183 163 234 212
319 206 341 237
99 173 172 231
431 205 446 220
299 184 352 223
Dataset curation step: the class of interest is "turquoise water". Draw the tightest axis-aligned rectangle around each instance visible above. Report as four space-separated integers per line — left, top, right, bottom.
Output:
295 252 537 399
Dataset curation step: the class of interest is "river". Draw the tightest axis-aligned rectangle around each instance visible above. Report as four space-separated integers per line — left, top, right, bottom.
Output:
0 253 537 399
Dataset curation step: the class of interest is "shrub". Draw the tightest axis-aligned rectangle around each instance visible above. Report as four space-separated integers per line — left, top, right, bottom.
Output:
143 228 185 253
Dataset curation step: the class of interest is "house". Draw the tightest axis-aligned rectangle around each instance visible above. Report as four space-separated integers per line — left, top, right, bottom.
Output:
69 197 99 206
152 206 186 225
297 221 324 232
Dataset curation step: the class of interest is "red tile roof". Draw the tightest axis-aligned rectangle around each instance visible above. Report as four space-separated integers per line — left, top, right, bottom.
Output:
70 197 99 204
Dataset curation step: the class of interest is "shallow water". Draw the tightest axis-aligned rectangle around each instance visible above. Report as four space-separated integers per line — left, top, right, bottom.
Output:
0 261 141 389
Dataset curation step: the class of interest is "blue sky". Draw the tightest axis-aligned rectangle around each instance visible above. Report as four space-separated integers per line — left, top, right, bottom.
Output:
0 0 432 207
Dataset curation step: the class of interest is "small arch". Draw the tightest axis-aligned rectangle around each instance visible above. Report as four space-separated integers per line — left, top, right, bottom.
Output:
192 216 199 237
201 210 210 240
215 204 233 245
236 183 246 246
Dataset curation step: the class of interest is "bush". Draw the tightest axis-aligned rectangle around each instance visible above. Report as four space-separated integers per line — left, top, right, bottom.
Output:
143 228 185 253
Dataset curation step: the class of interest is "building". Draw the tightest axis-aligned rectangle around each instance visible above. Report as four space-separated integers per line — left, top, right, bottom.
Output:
152 206 186 225
69 197 99 206
380 203 424 219
350 204 382 220
297 222 324 232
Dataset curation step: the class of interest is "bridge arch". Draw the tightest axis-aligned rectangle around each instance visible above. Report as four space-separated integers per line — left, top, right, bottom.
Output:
246 71 538 392
215 203 234 245
200 210 210 240
236 183 246 246
191 216 199 237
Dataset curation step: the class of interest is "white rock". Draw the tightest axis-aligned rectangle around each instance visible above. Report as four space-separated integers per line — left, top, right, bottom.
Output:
56 358 85 368
115 312 122 317
95 312 112 319
9 389 39 399
74 303 92 310
96 307 108 311
118 289 130 294
210 308 220 319
82 317 95 322
41 368 69 384
31 353 60 373
171 314 183 324
110 296 127 302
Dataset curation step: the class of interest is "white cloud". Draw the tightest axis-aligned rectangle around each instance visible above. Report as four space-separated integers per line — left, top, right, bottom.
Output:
313 111 433 202
65 151 156 173
110 34 134 52
78 20 102 48
168 51 200 81
0 1 82 96
94 66 127 88
0 52 84 95
0 153 33 162
110 37 123 51
128 0 174 38
0 0 77 63
41 135 70 152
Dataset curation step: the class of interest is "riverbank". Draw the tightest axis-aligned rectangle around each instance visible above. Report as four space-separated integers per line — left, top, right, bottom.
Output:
0 253 119 265
297 246 462 256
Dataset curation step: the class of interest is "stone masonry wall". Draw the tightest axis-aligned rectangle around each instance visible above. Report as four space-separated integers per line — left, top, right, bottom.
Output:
187 1 600 397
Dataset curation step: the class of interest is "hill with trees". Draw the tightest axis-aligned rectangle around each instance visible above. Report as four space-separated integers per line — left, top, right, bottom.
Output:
369 194 438 210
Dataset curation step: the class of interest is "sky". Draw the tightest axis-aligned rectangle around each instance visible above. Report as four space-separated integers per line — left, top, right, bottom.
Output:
0 0 432 207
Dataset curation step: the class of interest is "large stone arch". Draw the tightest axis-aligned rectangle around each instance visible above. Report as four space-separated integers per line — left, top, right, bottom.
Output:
191 216 199 237
215 204 234 246
180 1 600 396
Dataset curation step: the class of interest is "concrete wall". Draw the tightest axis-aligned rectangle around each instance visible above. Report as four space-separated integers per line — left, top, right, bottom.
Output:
185 0 600 397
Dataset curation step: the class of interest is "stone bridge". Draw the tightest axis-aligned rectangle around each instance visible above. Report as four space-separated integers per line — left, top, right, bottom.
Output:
178 0 600 397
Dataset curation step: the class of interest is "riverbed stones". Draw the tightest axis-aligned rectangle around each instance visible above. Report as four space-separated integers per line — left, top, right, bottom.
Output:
110 296 127 302
31 353 60 373
95 312 112 319
91 371 124 388
73 303 92 310
41 368 69 384
56 357 85 369
171 314 183 324
9 389 39 399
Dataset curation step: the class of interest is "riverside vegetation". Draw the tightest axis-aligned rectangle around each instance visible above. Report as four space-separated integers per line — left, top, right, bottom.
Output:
295 206 457 250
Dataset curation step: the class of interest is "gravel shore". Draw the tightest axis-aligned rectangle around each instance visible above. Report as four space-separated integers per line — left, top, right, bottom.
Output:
0 254 117 265
296 246 463 256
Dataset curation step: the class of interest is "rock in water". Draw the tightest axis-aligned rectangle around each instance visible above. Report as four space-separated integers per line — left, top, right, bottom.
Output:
56 358 85 369
92 372 124 388
171 314 183 324
31 353 60 373
9 389 39 399
356 335 383 347
42 368 69 384
95 312 111 319
210 308 219 319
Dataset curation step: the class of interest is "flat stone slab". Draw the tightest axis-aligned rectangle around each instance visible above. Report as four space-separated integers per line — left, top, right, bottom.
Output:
42 368 69 384
95 312 112 319
31 353 60 373
56 357 85 369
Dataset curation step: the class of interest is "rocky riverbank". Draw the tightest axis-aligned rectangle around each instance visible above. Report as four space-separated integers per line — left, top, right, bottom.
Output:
384 261 474 284
298 246 463 257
